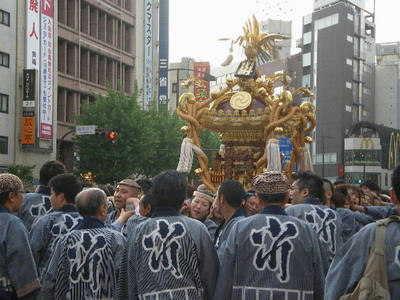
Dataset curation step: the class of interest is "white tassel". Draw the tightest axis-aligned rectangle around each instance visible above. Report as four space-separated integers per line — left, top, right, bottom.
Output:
266 139 282 172
298 147 314 172
219 144 225 154
177 138 195 173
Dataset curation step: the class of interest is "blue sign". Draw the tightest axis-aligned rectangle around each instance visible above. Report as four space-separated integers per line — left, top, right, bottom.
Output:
278 138 293 169
158 0 169 110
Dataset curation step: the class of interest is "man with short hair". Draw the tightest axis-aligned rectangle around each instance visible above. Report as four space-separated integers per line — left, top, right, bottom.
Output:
214 171 325 299
243 190 261 216
287 171 343 262
190 188 218 240
107 178 141 223
19 160 66 231
29 173 83 285
117 170 219 300
0 174 40 299
325 164 400 299
214 180 246 259
42 188 126 299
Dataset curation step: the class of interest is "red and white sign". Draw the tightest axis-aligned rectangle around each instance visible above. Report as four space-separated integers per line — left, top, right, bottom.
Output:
193 62 210 102
26 0 41 69
39 0 54 139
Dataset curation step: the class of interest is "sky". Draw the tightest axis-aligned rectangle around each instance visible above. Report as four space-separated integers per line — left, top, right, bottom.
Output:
169 0 400 67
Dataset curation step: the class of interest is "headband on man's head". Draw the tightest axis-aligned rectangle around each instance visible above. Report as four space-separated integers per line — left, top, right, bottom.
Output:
193 190 215 204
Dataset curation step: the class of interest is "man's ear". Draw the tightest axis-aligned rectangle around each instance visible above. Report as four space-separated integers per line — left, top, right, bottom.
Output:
300 187 309 198
390 189 399 205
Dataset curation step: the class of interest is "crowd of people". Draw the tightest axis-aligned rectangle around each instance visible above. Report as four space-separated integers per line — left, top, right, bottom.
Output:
0 159 399 299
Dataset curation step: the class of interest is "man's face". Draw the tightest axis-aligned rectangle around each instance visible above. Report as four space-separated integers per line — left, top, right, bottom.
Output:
290 180 306 204
244 195 260 216
11 190 24 212
190 197 211 221
361 185 371 194
114 185 137 210
50 188 64 211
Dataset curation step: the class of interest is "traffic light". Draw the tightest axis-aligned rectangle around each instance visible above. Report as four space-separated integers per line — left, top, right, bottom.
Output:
106 131 117 143
357 178 363 184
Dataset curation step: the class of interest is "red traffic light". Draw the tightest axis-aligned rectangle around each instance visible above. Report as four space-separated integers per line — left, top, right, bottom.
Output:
107 131 117 140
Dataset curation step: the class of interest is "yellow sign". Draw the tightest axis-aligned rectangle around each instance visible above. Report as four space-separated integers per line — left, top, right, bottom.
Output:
22 113 35 145
388 133 400 169
360 137 374 149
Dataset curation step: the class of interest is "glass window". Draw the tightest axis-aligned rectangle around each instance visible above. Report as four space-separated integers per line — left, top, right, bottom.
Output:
347 35 353 43
303 31 312 45
0 10 10 26
315 13 339 31
345 105 352 112
346 82 352 89
0 52 9 67
303 52 311 67
0 136 8 154
0 94 8 113
346 58 353 66
302 74 311 87
304 14 312 25
347 13 354 21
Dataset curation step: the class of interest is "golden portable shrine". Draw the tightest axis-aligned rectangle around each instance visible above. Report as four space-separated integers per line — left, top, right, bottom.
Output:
176 16 316 193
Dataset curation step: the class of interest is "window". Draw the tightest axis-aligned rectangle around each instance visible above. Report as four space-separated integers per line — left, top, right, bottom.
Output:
313 153 337 164
347 35 353 43
303 31 312 45
0 10 10 26
302 74 311 87
0 94 8 113
345 105 352 112
0 52 9 67
346 58 353 66
0 136 7 154
346 82 352 89
303 14 312 25
303 52 311 67
347 13 354 21
315 13 339 31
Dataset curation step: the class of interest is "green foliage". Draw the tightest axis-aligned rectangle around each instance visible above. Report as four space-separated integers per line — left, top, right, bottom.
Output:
7 165 35 191
74 88 221 184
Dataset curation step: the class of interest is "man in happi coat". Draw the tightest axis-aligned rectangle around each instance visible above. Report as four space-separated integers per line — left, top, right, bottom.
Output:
0 174 40 299
117 170 219 300
325 164 400 299
19 160 66 231
286 171 343 263
42 188 126 299
214 171 325 300
214 180 246 260
30 173 83 292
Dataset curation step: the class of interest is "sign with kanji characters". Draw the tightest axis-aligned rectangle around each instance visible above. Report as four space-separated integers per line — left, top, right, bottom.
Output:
278 138 293 170
193 62 210 101
39 0 54 139
158 0 169 110
26 0 41 69
23 69 36 101
22 111 35 145
144 0 153 110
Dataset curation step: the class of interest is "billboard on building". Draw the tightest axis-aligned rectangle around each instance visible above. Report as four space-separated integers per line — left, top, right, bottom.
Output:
22 111 35 145
39 0 54 139
193 62 210 101
144 0 153 110
26 0 41 70
158 0 169 110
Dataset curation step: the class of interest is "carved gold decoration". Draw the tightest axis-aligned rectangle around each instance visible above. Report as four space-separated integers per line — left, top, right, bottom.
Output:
175 16 316 190
230 92 252 110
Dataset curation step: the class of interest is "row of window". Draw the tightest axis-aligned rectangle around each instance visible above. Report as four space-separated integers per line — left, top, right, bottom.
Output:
0 9 10 26
0 94 8 113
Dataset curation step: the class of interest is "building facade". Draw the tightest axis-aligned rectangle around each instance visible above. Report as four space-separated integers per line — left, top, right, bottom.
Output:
375 42 400 129
0 1 16 170
302 0 375 181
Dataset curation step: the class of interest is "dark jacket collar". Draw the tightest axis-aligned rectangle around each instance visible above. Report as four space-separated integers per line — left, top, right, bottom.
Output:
75 217 105 230
0 204 11 213
261 205 287 216
151 206 180 218
37 185 51 196
59 204 77 213
303 197 322 205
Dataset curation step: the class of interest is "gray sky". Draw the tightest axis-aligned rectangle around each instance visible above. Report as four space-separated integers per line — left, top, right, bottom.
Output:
170 0 400 66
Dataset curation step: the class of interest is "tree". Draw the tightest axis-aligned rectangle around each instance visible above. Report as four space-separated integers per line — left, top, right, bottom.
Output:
74 88 158 183
7 165 35 192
